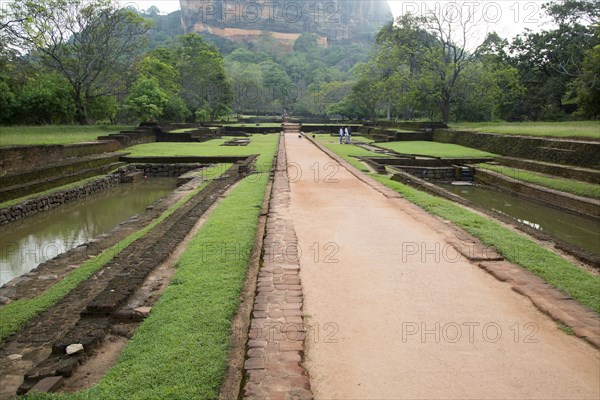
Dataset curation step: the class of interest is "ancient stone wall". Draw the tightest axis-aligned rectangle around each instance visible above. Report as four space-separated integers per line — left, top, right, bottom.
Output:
475 168 600 218
0 176 120 226
434 130 600 168
0 141 121 177
0 164 213 225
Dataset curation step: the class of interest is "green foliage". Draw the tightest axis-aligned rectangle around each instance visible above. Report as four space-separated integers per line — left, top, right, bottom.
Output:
4 0 153 124
0 79 16 123
125 77 169 122
293 33 320 53
177 34 232 122
87 96 118 124
161 96 191 122
506 1 599 120
16 72 76 124
573 43 600 118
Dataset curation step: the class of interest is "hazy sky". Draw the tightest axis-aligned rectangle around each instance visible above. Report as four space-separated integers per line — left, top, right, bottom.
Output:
124 1 549 40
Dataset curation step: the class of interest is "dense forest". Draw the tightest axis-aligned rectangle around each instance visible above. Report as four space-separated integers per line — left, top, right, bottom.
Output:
0 0 598 124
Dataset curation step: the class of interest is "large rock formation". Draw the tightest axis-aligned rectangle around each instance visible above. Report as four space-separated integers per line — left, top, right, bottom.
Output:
180 0 393 47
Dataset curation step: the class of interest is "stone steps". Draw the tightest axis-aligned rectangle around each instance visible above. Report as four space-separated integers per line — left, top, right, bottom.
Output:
0 154 126 203
15 165 245 395
497 156 600 184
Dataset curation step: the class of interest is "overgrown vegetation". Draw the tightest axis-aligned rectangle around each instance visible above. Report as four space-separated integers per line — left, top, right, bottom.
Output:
334 1 599 122
477 164 600 199
0 164 231 341
1 0 598 124
29 134 278 399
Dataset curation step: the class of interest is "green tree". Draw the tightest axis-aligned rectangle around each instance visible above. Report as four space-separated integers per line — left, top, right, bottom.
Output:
17 72 76 124
508 0 599 119
347 61 384 120
0 80 16 123
226 61 264 117
573 44 600 118
177 34 232 121
124 77 168 122
4 0 153 124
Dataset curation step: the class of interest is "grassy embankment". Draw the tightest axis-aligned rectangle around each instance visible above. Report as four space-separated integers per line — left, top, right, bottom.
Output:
317 136 600 314
476 164 600 199
0 125 133 146
0 164 231 341
376 140 496 158
25 134 279 399
0 175 120 209
313 134 494 171
450 121 600 140
1 135 275 338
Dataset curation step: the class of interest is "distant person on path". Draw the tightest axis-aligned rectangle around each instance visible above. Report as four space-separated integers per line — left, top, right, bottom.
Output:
345 126 351 144
339 127 344 144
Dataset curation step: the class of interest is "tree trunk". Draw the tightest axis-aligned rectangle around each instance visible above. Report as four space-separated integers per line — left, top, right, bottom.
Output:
74 89 89 125
441 96 451 123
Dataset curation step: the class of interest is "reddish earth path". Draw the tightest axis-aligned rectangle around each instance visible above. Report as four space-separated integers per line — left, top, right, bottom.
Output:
285 132 600 399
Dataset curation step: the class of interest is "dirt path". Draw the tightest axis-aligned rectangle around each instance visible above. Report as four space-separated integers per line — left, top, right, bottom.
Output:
285 133 600 399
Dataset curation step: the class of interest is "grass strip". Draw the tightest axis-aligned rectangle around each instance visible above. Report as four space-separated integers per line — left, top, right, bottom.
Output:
318 140 599 313
0 165 231 341
370 176 599 313
314 134 383 172
126 134 274 159
476 164 600 199
376 140 496 158
0 125 132 146
30 135 278 399
449 121 600 139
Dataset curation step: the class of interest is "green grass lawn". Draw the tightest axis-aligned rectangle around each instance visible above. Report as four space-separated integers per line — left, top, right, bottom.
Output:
0 164 231 341
29 135 279 399
377 141 496 158
314 134 383 172
169 128 195 133
477 164 600 199
127 135 272 157
0 125 132 146
450 121 600 139
227 123 282 128
320 140 599 314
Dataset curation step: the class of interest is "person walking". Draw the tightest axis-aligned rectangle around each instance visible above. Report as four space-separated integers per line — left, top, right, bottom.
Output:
339 127 344 144
345 126 351 144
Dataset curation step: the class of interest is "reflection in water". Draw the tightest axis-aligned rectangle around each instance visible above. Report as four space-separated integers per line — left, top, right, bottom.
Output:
0 179 176 286
440 183 600 256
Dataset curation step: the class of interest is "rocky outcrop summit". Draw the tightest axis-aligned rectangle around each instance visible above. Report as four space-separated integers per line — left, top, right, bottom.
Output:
180 0 393 46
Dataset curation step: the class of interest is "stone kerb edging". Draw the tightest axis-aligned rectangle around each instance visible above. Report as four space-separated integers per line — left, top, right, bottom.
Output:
242 133 313 399
304 132 600 349
302 133 402 200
